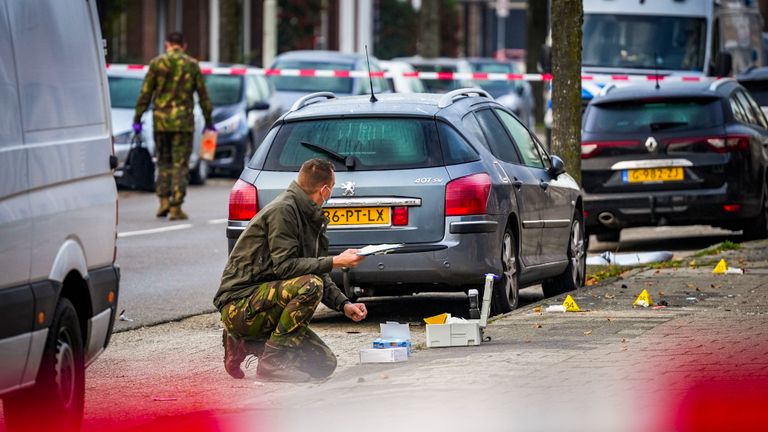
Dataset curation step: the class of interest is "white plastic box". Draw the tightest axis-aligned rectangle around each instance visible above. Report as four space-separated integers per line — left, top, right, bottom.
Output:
425 274 494 348
360 347 408 363
426 321 482 347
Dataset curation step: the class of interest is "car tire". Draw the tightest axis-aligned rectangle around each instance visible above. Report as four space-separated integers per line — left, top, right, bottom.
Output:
189 159 208 185
4 298 85 432
595 229 621 243
542 212 586 298
490 225 519 316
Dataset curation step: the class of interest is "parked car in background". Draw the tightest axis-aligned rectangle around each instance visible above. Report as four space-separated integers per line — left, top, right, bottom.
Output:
393 57 476 93
202 64 283 177
581 79 768 242
107 67 208 185
467 57 536 129
738 67 768 118
226 89 584 315
269 50 388 111
380 60 426 93
1 0 120 430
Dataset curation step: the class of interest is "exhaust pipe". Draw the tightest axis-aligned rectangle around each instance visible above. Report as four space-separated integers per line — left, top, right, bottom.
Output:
598 212 616 226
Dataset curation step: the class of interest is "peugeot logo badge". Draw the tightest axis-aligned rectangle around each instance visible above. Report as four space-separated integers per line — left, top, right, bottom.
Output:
341 181 355 197
645 136 658 153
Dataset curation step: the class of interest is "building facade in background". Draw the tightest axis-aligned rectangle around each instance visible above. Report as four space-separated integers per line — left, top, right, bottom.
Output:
99 0 529 66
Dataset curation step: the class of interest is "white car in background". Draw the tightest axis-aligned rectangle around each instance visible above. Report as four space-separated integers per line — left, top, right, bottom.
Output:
380 60 426 94
107 68 208 185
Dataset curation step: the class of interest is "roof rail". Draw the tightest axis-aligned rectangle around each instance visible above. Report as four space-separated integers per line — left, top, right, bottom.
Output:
437 88 493 108
289 92 337 112
598 83 616 97
708 77 735 92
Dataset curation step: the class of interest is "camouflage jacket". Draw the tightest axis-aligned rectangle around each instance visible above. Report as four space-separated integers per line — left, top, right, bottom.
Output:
133 47 213 132
213 181 349 312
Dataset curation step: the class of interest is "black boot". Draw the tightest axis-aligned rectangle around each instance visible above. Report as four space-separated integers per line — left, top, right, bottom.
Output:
256 343 312 383
222 330 246 379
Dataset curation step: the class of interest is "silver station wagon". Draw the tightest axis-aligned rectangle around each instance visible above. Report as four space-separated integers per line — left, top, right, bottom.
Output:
226 89 584 314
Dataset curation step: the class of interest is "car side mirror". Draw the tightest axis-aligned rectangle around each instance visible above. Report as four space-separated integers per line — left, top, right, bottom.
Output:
249 101 270 111
549 155 566 177
715 52 733 77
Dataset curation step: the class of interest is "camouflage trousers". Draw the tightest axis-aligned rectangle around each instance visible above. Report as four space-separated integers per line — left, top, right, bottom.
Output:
155 131 192 206
220 275 337 378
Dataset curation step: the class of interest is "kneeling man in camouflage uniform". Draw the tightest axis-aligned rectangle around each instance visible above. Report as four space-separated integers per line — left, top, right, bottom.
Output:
213 159 367 382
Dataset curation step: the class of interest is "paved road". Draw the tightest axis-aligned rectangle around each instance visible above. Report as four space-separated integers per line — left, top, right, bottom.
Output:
114 177 739 331
114 178 234 331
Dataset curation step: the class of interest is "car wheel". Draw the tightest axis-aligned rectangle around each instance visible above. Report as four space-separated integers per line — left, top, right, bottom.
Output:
542 212 586 298
189 159 208 185
743 187 768 240
4 298 85 432
595 229 621 243
490 225 519 316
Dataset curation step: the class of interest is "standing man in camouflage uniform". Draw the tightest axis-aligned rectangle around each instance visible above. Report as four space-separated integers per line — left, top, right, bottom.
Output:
133 32 214 220
213 159 368 382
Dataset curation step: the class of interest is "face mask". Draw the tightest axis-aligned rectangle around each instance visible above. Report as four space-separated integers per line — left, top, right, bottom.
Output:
322 186 331 207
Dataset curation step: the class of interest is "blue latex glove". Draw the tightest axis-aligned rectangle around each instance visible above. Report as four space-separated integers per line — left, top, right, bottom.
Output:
132 122 142 135
204 124 217 133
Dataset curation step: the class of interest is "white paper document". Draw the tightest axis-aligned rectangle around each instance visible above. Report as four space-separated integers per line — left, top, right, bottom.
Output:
356 244 404 256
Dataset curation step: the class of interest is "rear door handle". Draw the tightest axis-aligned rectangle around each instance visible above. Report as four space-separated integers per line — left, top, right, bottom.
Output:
539 180 549 190
512 177 522 189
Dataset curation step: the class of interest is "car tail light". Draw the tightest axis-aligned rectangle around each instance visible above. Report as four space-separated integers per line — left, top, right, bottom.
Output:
229 180 258 221
581 140 640 159
723 204 742 213
392 206 409 226
445 173 491 216
705 136 750 153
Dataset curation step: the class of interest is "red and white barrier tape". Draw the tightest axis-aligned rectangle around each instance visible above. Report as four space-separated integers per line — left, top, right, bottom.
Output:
106 63 710 83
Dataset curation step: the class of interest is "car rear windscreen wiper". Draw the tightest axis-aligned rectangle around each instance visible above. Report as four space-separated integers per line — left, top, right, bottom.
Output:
300 141 356 169
649 121 688 131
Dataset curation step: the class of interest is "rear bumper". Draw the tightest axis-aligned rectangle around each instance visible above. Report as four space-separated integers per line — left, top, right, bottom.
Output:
584 184 762 232
226 217 503 293
327 217 502 293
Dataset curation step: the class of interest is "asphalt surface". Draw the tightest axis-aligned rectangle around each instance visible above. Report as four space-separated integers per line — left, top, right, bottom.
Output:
114 178 234 331
114 177 744 331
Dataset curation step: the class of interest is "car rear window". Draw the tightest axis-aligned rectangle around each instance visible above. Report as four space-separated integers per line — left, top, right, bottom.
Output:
204 75 243 106
108 76 143 109
270 60 354 94
584 98 722 133
413 64 469 93
264 118 442 171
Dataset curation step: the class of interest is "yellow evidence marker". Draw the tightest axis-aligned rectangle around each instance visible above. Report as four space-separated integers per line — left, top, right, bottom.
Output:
562 295 581 312
712 259 728 274
633 289 654 307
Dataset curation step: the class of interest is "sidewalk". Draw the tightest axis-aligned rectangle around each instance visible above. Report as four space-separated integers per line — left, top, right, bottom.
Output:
66 240 768 431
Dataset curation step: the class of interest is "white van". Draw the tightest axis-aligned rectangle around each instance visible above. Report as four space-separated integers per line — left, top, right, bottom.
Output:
0 0 119 430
